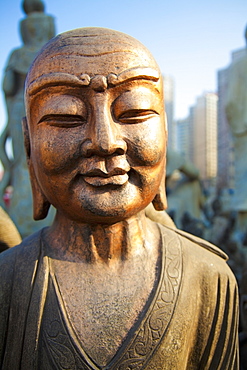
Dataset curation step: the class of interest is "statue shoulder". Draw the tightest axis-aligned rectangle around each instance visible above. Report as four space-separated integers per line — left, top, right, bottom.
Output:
0 229 44 366
159 224 228 261
0 229 44 278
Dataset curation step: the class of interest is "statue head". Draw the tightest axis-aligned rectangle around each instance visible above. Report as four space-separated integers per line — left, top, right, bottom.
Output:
22 0 45 14
23 27 167 224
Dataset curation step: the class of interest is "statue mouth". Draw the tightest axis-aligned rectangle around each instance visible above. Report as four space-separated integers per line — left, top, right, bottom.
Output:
84 174 129 186
82 168 129 186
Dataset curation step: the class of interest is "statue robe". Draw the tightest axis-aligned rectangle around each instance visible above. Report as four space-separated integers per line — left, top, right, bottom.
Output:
0 224 239 369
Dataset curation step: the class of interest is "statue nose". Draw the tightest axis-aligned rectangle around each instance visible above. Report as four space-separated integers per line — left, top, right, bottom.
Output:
81 104 127 157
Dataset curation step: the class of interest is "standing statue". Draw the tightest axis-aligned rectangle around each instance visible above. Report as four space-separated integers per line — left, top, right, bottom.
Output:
0 0 55 237
0 28 239 369
165 149 205 232
225 25 247 240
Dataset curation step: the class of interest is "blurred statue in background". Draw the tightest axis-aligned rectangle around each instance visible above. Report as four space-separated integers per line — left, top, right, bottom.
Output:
166 150 206 236
0 0 55 237
208 189 246 283
225 25 247 241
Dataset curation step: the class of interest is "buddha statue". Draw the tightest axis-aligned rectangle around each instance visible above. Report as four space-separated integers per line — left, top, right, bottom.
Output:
0 27 239 369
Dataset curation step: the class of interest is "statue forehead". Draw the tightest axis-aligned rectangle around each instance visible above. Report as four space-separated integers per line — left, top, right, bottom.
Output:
26 27 160 84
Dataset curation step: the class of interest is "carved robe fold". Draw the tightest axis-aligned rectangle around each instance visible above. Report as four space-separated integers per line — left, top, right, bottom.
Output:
0 224 239 369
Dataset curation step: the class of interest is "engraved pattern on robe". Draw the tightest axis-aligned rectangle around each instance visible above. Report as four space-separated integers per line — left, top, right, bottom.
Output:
0 225 239 369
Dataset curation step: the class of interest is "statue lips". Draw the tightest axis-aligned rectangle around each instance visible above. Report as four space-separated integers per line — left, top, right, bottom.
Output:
83 168 130 187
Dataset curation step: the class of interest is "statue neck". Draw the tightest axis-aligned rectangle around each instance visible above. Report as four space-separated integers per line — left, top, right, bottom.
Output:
44 211 152 264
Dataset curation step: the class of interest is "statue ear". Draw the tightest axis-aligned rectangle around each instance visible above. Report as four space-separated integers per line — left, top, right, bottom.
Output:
22 116 31 159
152 113 168 211
152 171 167 211
22 117 51 220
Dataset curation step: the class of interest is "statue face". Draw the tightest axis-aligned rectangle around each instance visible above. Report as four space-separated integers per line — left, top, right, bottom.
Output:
25 29 166 223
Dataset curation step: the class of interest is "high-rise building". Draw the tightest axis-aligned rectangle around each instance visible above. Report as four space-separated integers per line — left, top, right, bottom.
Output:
188 107 195 163
176 117 189 157
192 92 218 186
163 75 175 150
176 110 194 162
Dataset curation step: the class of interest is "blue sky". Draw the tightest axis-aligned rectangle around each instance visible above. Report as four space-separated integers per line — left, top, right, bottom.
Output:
0 0 246 133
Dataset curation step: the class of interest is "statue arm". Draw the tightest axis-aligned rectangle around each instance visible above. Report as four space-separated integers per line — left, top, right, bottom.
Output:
2 49 20 97
0 249 15 366
199 265 239 368
0 125 12 199
175 233 239 368
0 235 42 368
2 68 16 96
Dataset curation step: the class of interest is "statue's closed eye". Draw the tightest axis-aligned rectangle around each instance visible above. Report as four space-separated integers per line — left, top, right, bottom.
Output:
117 109 158 124
38 114 87 127
112 86 161 125
35 94 87 127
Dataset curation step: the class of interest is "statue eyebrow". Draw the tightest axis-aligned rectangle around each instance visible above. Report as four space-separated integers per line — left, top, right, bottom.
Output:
107 67 160 86
27 73 89 96
27 67 160 96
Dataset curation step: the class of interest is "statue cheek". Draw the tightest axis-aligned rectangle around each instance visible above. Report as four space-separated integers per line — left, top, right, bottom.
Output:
32 134 79 175
128 127 165 166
